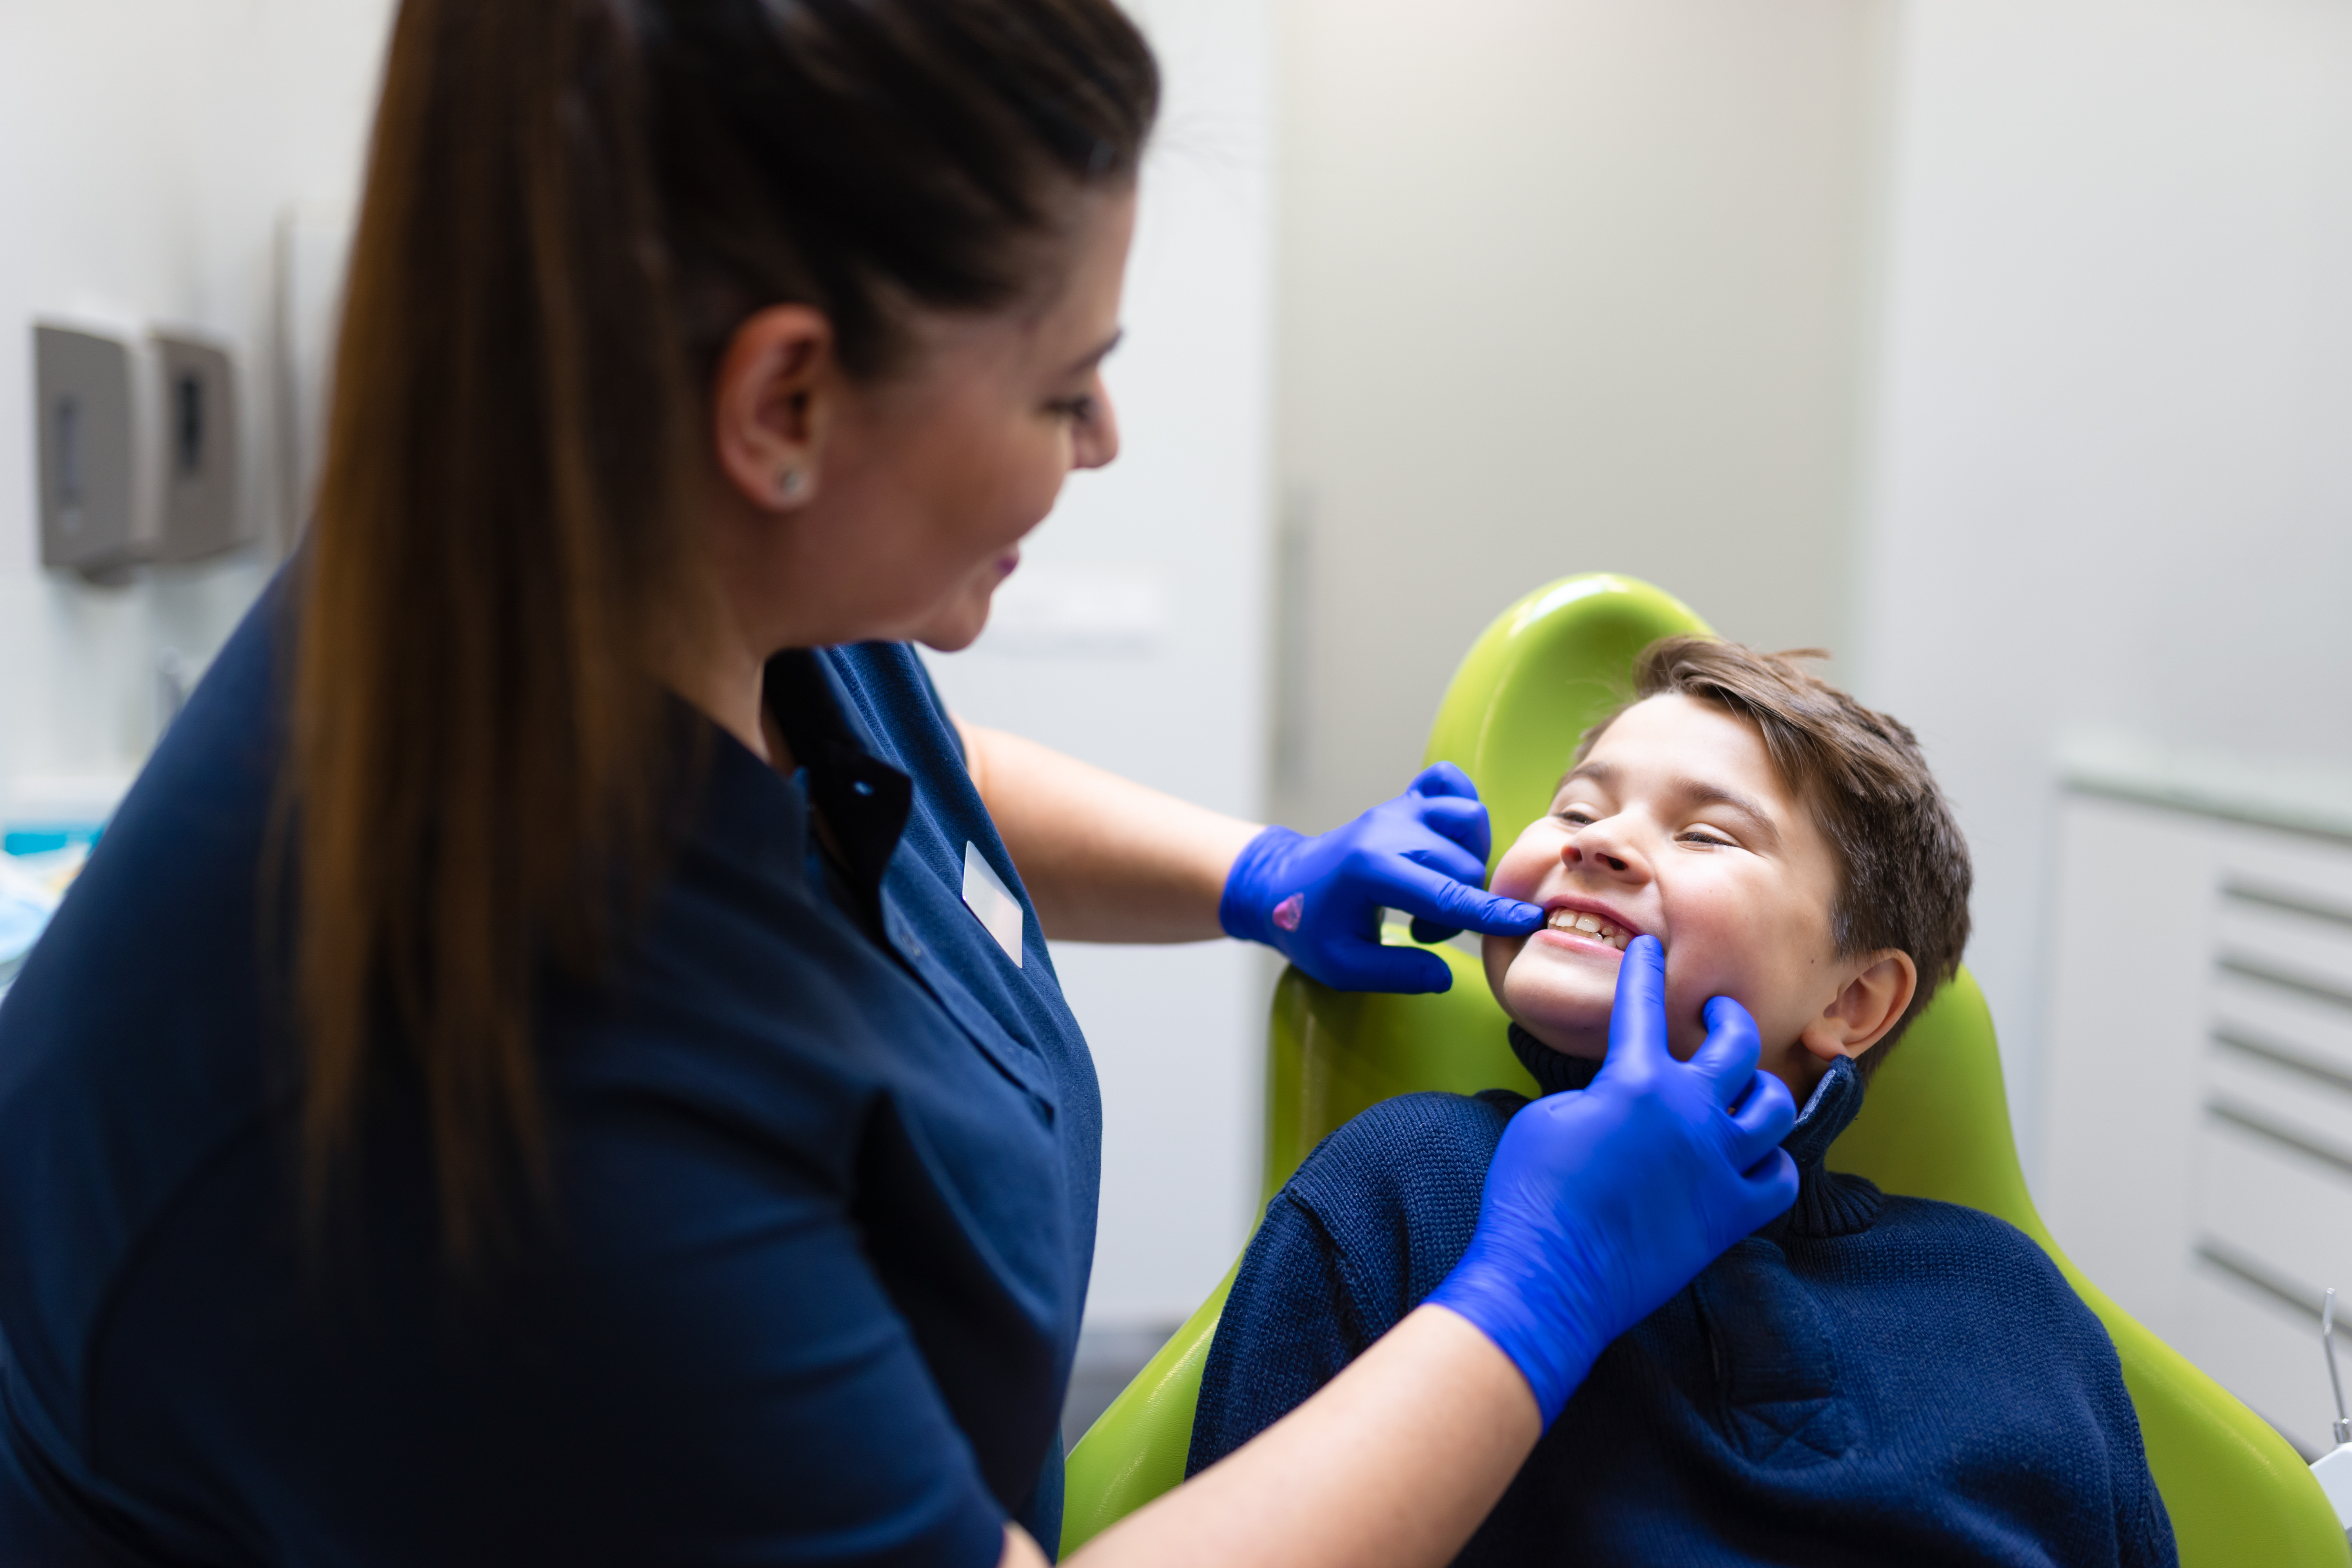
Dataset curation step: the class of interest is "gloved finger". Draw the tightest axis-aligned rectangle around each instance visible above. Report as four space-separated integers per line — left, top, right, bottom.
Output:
1410 794 1493 862
1378 859 1542 937
1723 1067 1797 1167
1688 995 1763 1108
1408 915 1461 945
1323 940 1456 995
1468 895 1544 935
1734 1149 1801 1224
1407 761 1479 801
1603 935 1669 1069
1397 836 1493 894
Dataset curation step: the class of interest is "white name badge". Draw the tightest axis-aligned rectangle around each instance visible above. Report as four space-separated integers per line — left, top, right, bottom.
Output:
962 840 1025 967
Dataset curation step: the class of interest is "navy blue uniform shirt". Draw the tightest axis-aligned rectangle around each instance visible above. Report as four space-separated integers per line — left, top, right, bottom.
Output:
0 579 1100 1565
1192 1036 2176 1567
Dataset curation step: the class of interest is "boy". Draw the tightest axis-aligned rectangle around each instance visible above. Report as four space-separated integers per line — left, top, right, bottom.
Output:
1188 638 2175 1567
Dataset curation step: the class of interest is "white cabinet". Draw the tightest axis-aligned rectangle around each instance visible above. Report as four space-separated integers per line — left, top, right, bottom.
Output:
2043 784 2352 1457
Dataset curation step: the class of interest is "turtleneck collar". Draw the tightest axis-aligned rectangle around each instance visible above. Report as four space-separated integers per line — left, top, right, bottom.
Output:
1503 1024 1882 1239
1506 1023 1603 1097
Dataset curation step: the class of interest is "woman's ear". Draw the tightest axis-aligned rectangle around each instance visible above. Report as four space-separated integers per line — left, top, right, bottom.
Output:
711 304 837 513
1797 950 1919 1064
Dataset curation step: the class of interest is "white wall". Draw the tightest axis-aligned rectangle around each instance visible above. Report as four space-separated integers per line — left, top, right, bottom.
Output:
1855 0 2352 1172
923 0 1274 1328
0 0 396 822
1272 0 1886 834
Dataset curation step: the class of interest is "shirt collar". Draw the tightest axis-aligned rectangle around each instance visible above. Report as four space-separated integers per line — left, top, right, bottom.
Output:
760 648 913 938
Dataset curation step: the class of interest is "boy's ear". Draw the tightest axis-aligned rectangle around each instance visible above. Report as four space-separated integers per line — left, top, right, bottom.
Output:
1798 951 1919 1064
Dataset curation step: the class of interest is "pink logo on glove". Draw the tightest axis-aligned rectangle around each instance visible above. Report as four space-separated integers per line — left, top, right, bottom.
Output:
1272 893 1305 932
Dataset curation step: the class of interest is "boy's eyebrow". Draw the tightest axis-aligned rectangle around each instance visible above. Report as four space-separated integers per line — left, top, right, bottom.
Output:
1557 760 1783 849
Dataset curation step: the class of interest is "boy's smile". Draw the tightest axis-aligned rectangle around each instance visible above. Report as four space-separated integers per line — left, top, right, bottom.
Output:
1481 693 1915 1095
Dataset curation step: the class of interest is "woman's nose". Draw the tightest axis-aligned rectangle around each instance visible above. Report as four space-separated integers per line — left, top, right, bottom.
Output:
1076 383 1120 470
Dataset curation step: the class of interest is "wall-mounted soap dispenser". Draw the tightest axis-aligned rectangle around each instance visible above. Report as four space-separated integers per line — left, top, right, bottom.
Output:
33 321 158 577
31 319 246 579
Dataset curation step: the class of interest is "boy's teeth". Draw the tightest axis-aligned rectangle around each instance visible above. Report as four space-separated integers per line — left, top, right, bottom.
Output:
1545 909 1629 949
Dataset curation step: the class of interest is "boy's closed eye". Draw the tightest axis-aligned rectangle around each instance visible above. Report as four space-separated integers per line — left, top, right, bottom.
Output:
1555 807 1733 850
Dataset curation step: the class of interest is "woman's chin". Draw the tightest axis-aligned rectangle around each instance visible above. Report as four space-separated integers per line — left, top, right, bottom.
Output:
916 621 985 653
912 564 1022 651
912 598 993 652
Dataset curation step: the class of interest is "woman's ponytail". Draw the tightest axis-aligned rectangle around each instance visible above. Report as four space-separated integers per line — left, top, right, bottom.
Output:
292 0 693 1257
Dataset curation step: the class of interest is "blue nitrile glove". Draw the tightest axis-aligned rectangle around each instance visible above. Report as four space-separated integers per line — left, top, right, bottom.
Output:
1219 762 1544 993
1425 935 1799 1424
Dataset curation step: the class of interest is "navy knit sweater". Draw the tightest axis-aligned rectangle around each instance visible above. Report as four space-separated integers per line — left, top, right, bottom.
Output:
1190 1031 2176 1567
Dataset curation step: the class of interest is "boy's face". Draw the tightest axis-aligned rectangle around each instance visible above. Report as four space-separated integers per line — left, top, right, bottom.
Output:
1480 693 1911 1094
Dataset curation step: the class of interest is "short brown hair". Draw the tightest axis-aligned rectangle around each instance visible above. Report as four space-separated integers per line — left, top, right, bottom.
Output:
1576 637 1973 1071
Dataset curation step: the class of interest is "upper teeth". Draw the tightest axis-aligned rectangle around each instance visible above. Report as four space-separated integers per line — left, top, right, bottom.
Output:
1547 909 1630 950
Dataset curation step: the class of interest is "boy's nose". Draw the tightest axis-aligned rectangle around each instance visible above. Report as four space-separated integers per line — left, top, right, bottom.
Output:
1561 827 1643 879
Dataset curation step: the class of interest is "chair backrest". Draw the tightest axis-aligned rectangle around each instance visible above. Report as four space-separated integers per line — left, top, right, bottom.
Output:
1064 576 2346 1564
1062 576 1700 1550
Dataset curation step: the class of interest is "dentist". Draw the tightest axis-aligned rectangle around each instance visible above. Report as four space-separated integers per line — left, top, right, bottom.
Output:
0 2 1797 1564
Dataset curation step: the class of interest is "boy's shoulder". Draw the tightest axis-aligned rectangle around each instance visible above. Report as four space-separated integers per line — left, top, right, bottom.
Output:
1260 1090 1520 1323
1283 1089 1518 1222
1864 1192 2073 1273
1806 1191 2115 1343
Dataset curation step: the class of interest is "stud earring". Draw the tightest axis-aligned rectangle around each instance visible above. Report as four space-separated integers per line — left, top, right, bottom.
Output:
776 467 807 503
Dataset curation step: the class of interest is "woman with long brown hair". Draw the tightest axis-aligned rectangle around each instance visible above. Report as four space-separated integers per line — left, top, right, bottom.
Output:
0 3 1797 1564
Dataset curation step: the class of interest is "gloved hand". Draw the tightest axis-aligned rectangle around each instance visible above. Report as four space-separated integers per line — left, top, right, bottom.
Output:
1219 763 1543 993
1425 935 1798 1423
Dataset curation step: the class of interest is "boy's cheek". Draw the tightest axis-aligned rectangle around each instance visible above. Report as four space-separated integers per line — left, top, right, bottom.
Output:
1660 959 1737 1062
1662 947 1814 1078
1487 831 1554 902
1660 990 1711 1060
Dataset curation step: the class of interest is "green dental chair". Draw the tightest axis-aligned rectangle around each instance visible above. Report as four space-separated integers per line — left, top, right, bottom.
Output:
1061 573 2348 1566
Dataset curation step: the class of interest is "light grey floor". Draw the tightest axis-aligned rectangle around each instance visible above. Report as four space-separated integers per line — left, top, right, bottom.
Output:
1062 1321 1181 1444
